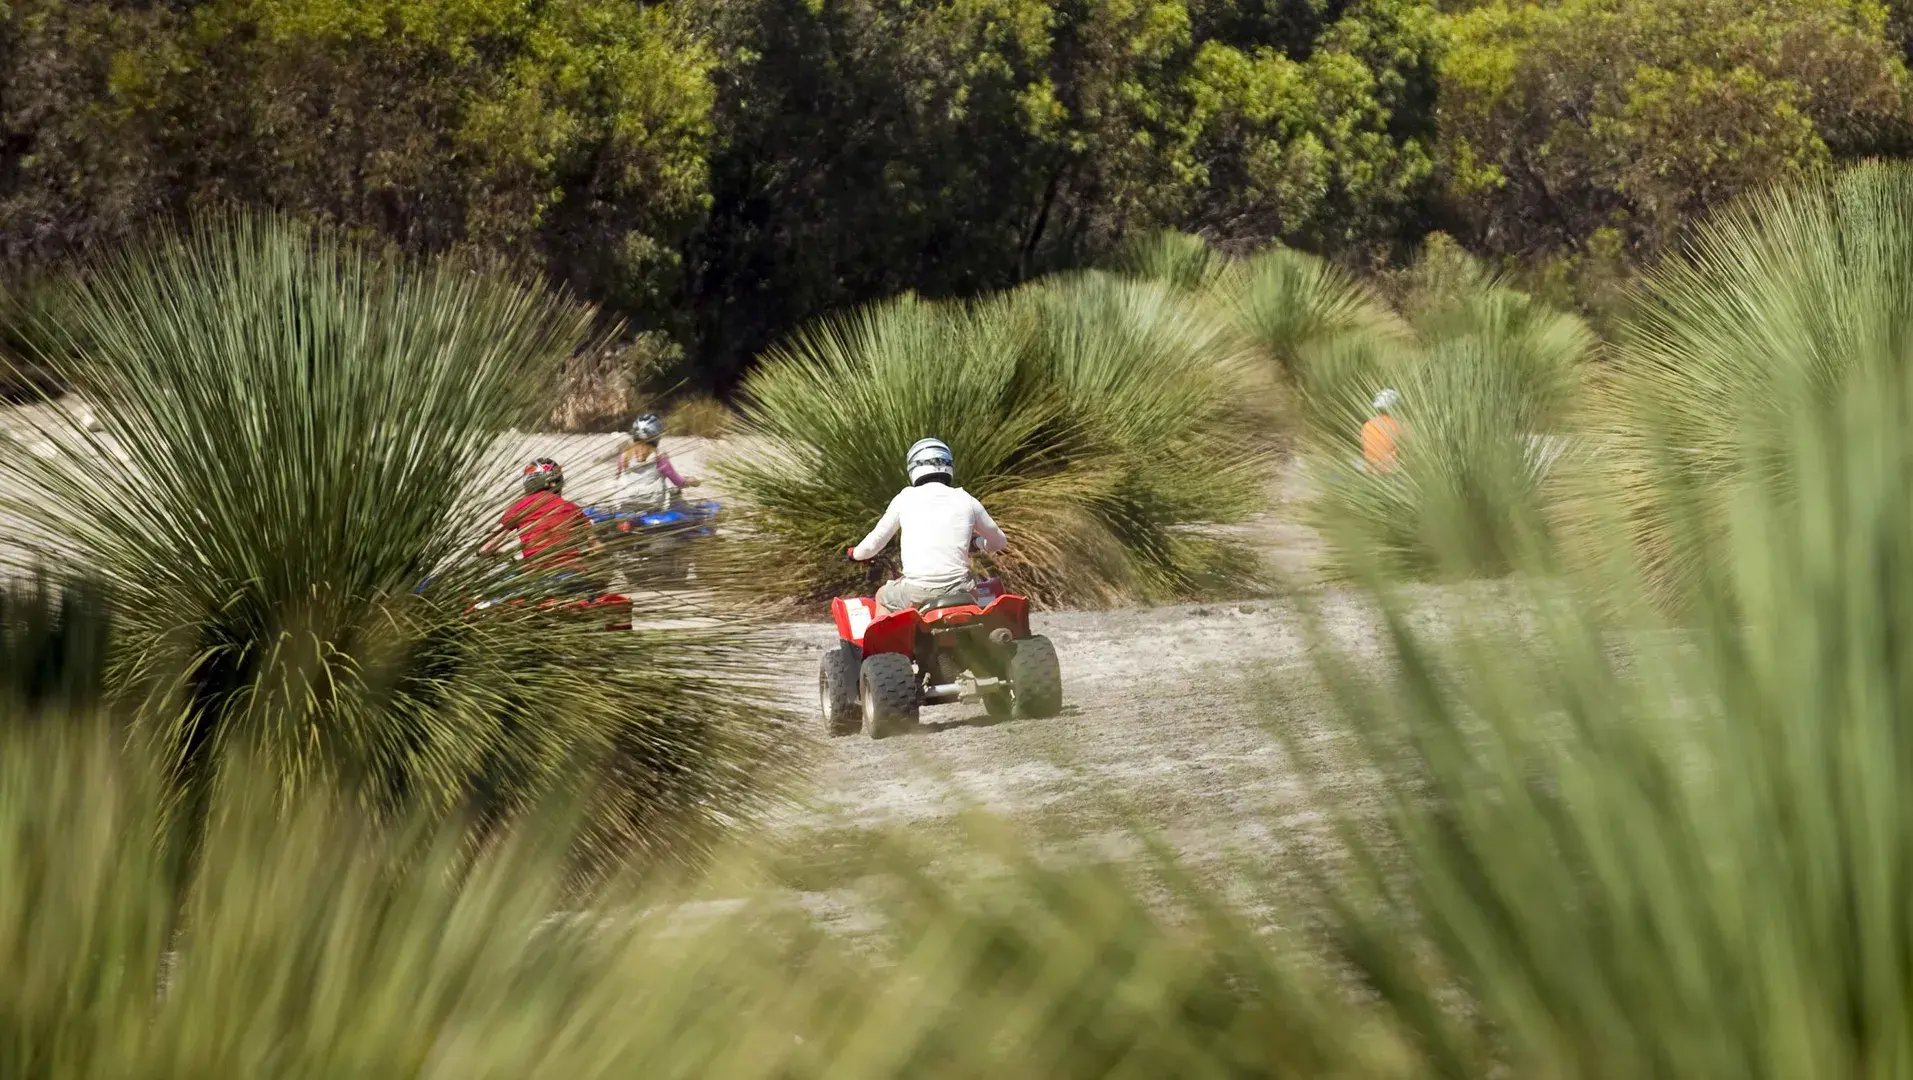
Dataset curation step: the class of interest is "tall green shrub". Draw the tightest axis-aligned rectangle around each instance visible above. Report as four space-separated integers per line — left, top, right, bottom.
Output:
12 328 1913 1076
726 272 1269 607
1302 281 1592 579
1271 321 1913 1075
1592 162 1913 601
0 214 789 862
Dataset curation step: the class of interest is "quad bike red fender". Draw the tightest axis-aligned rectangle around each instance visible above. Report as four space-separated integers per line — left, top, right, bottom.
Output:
980 594 1032 639
919 594 1031 635
832 596 920 657
464 593 633 632
830 594 1032 658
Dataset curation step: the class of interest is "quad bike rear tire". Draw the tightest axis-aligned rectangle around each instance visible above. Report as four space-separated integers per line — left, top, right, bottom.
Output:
820 644 862 736
1010 635 1063 719
860 652 920 739
639 543 691 587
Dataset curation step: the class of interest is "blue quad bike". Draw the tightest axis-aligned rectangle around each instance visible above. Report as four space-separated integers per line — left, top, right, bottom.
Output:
582 497 720 588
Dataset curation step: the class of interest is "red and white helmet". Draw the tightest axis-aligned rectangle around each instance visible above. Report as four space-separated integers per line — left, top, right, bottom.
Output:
522 457 564 495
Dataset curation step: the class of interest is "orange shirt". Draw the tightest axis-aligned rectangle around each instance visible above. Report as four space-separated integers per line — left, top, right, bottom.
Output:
1361 415 1403 473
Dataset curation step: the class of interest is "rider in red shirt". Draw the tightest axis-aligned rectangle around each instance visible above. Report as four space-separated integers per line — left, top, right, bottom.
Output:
481 459 601 579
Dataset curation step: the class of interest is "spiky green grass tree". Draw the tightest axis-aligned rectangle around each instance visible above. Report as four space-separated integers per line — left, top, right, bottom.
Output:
1269 304 1913 1075
0 214 790 863
1301 281 1593 579
15 259 1913 1075
725 272 1270 607
1224 246 1407 385
1107 229 1229 292
1596 161 1913 602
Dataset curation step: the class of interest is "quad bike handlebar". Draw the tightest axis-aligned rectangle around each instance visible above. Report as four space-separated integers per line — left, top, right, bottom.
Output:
847 548 1003 591
850 549 894 591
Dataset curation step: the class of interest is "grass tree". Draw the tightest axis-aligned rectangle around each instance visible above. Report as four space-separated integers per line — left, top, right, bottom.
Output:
15 349 1913 1075
1224 246 1406 384
0 213 791 864
1297 277 1593 580
1270 324 1913 1075
1106 229 1229 292
724 272 1270 607
11 191 1913 1075
1595 161 1913 602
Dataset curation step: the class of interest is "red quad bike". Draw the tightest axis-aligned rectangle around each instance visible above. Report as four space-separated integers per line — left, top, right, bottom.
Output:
820 577 1063 738
466 591 633 632
424 551 633 632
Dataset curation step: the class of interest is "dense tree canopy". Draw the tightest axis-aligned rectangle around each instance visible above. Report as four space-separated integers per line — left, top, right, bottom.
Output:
1 0 714 330
1438 0 1911 258
684 0 1441 383
2 0 1911 390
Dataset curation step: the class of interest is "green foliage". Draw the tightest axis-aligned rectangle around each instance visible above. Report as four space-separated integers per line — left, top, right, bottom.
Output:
1108 229 1228 291
0 719 1383 1077
1302 275 1592 578
1281 320 1913 1075
1226 245 1407 384
0 214 788 862
0 723 754 1077
726 271 1269 606
1439 0 1913 260
1173 0 1442 250
2 0 715 330
548 333 684 433
682 0 1443 381
1594 160 1913 603
12 273 1913 1074
0 574 110 713
0 275 72 401
666 393 737 439
13 0 1913 386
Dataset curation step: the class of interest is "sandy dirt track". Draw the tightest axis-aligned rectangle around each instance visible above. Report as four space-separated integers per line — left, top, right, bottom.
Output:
471 429 1366 871
757 596 1396 876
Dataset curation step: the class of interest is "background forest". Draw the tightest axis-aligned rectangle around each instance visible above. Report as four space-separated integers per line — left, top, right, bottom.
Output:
7 0 1909 394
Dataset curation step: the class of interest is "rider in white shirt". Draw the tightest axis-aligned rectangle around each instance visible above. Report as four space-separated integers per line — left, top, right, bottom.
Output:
616 412 699 511
848 438 1008 613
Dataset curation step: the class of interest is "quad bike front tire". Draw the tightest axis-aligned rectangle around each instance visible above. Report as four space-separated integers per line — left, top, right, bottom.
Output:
860 652 920 739
820 644 862 737
1010 635 1063 719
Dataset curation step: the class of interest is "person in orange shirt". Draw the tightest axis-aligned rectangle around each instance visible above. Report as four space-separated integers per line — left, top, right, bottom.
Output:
1361 388 1405 474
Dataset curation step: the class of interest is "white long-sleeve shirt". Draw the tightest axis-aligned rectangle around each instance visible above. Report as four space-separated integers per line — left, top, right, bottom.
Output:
851 482 1008 589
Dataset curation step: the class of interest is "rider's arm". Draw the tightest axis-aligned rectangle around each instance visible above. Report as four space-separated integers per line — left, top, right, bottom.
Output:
657 452 693 488
582 517 607 557
971 499 1008 553
479 502 522 554
850 494 903 561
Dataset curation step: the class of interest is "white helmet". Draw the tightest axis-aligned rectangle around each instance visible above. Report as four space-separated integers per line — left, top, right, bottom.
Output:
906 437 955 485
1372 388 1401 413
630 413 664 442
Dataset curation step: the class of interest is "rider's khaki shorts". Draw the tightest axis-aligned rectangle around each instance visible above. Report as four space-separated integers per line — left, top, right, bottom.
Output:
876 577 972 615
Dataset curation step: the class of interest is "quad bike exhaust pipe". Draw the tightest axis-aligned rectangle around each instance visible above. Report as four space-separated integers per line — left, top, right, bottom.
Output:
923 629 1019 703
924 675 1007 705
